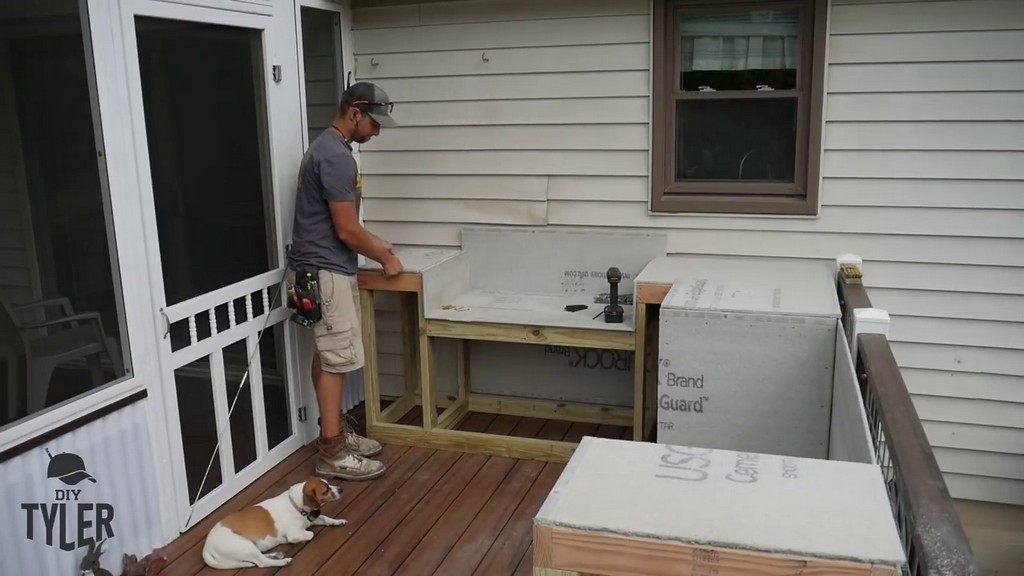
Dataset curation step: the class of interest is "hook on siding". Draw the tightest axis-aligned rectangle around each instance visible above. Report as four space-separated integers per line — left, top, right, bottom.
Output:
481 52 489 62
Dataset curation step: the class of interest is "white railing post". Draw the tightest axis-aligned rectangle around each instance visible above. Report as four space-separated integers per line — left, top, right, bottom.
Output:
851 308 890 362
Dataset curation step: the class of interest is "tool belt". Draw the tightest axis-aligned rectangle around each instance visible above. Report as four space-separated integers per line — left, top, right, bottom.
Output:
288 267 323 328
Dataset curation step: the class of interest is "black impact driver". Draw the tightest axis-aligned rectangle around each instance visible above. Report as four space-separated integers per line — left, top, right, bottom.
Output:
603 266 624 323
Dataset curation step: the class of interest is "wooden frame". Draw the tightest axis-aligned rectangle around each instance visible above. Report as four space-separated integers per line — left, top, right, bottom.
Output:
358 267 659 462
634 281 665 442
651 0 828 215
533 524 899 576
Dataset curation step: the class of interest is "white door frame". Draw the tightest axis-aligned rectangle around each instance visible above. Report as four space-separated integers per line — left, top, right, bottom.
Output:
291 0 358 444
113 0 302 531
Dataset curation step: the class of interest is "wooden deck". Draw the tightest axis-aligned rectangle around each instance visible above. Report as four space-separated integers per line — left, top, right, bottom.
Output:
157 403 632 576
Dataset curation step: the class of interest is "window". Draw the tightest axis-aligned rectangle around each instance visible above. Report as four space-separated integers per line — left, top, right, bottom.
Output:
651 0 827 215
299 5 345 144
0 1 130 430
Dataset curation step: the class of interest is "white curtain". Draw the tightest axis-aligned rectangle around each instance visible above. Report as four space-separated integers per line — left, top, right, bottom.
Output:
680 11 799 73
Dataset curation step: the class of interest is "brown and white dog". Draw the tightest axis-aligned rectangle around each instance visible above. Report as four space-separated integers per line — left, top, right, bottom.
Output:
202 476 346 569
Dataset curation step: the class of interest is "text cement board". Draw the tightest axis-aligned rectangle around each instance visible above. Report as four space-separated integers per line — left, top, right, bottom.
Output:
536 437 905 567
657 272 842 459
658 308 838 458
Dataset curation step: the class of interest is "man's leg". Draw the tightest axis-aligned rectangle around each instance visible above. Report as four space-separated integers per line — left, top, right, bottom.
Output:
312 355 342 439
311 305 380 456
312 271 385 481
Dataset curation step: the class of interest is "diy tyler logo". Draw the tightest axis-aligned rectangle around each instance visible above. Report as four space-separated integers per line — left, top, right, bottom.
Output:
21 448 115 551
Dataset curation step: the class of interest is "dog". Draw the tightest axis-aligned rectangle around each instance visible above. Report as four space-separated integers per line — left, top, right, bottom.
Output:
202 476 346 569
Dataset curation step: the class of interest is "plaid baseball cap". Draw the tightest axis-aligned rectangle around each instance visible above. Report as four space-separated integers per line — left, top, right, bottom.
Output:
342 81 398 128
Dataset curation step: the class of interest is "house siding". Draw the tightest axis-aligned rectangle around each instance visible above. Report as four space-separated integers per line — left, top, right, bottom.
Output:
301 7 342 141
351 0 1024 505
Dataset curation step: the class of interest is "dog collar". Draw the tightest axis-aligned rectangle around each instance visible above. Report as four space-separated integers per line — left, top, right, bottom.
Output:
303 508 321 521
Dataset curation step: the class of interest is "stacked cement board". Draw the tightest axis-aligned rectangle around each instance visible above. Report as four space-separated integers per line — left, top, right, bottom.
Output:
655 258 843 460
533 437 905 576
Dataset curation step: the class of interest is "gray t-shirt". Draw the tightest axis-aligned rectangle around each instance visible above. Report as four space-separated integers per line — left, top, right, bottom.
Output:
287 130 361 276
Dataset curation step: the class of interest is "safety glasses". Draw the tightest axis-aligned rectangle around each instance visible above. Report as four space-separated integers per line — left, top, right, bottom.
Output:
350 100 394 113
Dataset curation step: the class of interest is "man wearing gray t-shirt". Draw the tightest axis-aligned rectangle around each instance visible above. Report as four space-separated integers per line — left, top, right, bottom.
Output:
286 82 403 481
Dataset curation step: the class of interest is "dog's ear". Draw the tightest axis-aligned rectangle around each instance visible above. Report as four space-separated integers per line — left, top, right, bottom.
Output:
314 479 331 505
302 479 318 509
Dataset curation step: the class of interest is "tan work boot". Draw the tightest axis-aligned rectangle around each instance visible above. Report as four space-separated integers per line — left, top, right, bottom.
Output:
315 435 386 481
316 413 384 458
344 413 382 457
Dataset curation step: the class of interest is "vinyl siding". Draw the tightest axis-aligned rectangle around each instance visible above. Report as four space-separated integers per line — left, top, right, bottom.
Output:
351 0 1024 505
301 7 343 142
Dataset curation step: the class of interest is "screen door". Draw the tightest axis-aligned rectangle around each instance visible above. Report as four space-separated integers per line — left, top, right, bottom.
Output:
118 0 300 530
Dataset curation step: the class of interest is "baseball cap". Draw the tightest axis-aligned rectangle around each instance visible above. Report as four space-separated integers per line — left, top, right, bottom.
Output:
342 81 398 128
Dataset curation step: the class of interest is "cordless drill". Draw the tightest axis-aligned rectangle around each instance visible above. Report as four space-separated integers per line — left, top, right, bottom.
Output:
604 267 624 324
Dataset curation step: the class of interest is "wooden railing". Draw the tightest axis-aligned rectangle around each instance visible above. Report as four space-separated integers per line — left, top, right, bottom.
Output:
837 268 980 576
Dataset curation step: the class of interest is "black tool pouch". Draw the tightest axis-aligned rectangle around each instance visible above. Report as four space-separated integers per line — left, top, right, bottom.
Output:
288 268 323 328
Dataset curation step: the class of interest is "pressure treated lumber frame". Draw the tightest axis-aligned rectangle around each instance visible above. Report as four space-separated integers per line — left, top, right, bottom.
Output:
357 271 423 436
532 524 899 576
633 279 666 442
358 269 655 462
418 317 642 461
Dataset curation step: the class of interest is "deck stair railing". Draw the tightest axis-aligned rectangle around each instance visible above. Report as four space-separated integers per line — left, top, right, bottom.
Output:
836 259 980 576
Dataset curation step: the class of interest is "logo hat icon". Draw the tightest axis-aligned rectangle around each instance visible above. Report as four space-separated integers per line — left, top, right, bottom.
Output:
45 448 96 486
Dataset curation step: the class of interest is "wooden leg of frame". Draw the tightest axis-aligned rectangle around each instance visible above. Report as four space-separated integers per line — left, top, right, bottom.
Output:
359 289 381 428
418 292 438 430
402 291 420 401
644 304 660 441
633 302 646 441
437 339 471 430
458 339 470 407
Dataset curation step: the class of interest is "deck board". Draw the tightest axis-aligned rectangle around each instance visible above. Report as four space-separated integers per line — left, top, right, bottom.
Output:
156 403 609 576
356 452 499 576
471 462 564 575
429 458 545 575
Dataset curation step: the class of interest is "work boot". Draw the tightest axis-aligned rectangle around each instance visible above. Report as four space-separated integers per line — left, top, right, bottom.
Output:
316 413 384 457
315 435 386 481
344 413 382 457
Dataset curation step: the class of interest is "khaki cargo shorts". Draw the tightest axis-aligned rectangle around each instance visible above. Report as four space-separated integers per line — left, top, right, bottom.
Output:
286 268 364 374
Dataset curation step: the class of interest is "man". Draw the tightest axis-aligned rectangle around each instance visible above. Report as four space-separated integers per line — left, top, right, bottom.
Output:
286 82 403 481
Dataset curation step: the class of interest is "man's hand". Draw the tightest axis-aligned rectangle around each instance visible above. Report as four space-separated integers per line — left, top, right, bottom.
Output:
382 254 403 277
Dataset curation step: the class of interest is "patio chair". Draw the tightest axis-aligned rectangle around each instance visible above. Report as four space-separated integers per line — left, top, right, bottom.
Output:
1 295 124 420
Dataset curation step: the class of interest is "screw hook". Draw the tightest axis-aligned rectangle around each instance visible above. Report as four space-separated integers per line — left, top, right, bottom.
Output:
370 57 379 67
481 52 489 62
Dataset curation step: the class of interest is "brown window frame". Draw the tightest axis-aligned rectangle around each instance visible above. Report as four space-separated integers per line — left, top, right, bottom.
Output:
651 0 827 215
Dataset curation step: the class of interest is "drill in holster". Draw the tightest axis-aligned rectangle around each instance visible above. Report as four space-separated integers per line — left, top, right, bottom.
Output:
288 268 323 328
